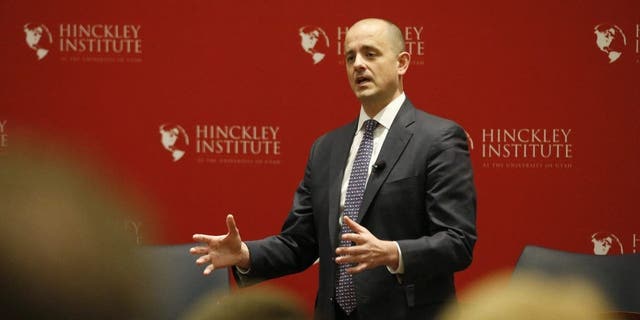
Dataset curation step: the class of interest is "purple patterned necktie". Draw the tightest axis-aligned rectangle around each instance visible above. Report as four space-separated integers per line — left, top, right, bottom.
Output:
336 119 378 314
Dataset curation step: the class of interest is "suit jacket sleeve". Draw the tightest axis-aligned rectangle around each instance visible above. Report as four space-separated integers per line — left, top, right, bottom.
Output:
397 122 476 283
233 139 321 287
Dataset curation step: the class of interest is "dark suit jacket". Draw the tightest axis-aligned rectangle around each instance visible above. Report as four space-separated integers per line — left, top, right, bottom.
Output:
234 99 477 320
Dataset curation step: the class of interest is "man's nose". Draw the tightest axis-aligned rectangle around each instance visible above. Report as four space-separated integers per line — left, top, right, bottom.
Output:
353 54 366 69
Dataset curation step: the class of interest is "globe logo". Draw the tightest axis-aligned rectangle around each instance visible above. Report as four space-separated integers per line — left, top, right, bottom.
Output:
23 23 53 60
159 124 189 162
594 24 627 64
591 232 624 255
299 26 329 64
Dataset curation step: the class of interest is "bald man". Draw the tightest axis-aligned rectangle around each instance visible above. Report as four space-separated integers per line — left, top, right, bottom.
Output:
191 18 477 320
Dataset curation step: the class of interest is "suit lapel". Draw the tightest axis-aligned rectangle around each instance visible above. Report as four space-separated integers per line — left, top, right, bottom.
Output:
357 101 415 222
328 120 358 250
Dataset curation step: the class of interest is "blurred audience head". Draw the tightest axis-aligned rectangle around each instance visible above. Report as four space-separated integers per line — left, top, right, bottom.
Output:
181 286 309 320
0 144 152 319
439 271 611 320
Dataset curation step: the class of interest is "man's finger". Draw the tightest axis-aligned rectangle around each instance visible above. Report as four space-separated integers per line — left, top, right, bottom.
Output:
226 214 239 237
341 233 363 244
189 246 210 255
335 254 361 265
195 254 211 265
343 216 368 233
192 234 213 243
336 245 366 257
203 263 215 275
347 263 367 274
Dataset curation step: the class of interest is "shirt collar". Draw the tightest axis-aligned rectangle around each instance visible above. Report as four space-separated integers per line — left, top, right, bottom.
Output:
357 93 406 131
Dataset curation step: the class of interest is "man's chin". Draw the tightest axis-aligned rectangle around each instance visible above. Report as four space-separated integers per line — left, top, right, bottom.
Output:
353 89 376 100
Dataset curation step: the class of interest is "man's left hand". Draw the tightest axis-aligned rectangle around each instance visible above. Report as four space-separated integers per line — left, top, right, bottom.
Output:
335 216 399 274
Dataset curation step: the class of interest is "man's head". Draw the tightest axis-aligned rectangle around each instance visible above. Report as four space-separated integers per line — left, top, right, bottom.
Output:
0 144 152 318
344 18 410 115
439 272 610 320
182 287 308 320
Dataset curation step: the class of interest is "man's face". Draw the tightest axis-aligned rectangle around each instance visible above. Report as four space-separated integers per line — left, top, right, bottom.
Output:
344 21 402 108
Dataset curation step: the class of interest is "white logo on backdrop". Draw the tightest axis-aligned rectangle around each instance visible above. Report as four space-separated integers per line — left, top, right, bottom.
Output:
159 124 189 162
594 24 627 64
591 232 624 255
23 23 53 60
299 26 329 64
464 130 474 150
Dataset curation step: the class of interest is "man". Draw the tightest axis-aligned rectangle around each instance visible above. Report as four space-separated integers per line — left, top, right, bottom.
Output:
191 18 476 320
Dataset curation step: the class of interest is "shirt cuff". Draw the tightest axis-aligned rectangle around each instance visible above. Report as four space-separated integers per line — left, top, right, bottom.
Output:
386 241 405 274
236 265 251 274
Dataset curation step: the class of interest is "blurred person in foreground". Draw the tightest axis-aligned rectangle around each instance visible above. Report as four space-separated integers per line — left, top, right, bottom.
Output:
0 145 152 319
181 286 309 320
439 272 612 320
191 17 476 320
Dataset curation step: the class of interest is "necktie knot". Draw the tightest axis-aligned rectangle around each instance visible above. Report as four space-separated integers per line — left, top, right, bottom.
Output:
363 119 378 135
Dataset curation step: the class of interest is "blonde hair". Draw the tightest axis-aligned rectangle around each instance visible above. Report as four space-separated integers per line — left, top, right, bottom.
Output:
182 287 309 320
439 272 611 320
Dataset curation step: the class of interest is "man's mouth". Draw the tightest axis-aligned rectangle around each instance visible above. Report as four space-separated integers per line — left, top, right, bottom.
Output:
355 76 372 85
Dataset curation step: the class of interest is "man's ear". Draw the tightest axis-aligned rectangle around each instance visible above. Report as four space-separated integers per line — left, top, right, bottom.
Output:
397 51 411 75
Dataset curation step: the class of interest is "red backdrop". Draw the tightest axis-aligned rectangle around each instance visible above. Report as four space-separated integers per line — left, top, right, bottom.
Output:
2 0 639 313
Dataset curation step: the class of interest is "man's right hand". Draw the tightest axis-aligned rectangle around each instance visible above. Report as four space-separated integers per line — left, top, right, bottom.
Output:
190 214 250 275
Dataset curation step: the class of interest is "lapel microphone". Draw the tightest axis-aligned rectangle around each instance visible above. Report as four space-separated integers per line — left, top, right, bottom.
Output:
372 160 386 172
